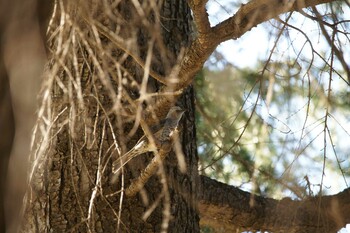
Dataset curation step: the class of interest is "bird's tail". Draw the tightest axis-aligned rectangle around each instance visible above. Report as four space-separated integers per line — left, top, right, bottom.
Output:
112 150 137 174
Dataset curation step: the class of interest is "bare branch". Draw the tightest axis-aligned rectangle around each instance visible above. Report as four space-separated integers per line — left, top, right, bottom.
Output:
125 142 173 197
212 0 337 41
311 6 350 82
89 19 169 85
143 0 339 125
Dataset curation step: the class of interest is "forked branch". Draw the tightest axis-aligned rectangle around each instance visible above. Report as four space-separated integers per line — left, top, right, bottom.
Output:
142 0 338 124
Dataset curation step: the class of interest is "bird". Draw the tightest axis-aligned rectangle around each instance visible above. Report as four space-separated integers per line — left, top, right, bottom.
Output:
112 106 185 174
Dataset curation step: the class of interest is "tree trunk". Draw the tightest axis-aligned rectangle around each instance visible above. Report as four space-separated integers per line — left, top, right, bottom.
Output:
19 1 199 232
0 2 16 231
0 33 15 233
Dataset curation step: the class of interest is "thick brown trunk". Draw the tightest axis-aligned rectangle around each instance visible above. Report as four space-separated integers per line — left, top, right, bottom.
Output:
19 1 199 232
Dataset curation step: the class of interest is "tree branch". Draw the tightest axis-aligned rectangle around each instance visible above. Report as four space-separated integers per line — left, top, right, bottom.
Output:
198 175 350 233
310 6 350 82
188 0 210 35
143 0 338 124
212 0 338 41
125 141 173 197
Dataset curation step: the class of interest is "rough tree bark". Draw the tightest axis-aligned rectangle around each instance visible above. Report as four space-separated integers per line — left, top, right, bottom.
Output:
199 176 350 233
18 0 349 232
19 0 199 232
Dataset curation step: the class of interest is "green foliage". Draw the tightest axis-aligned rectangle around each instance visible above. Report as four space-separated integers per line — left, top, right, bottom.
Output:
195 66 278 194
195 58 350 198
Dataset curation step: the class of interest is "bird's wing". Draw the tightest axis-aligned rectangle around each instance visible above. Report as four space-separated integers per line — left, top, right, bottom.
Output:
112 119 167 174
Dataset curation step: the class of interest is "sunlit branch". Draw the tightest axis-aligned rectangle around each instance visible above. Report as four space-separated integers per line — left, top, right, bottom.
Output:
143 0 339 126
